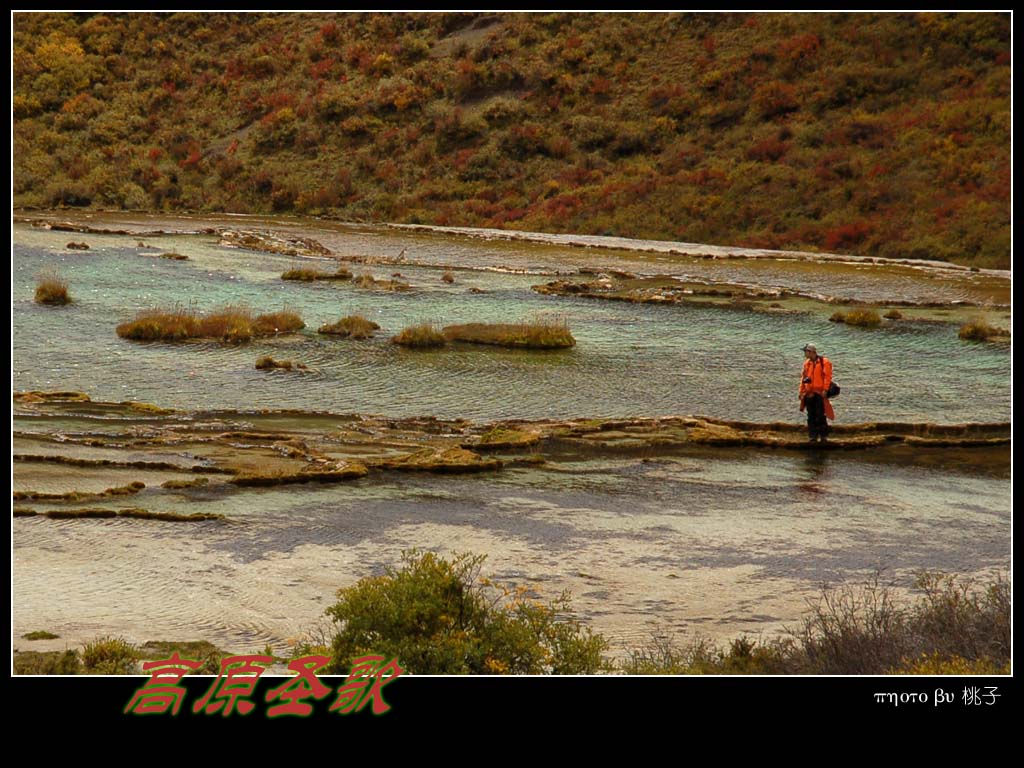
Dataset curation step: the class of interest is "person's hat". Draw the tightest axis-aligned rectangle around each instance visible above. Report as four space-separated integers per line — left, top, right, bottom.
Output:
802 343 817 353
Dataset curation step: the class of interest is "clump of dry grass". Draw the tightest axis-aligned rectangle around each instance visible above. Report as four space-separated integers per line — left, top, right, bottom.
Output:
281 265 352 281
81 636 139 674
959 320 1008 341
251 310 305 335
442 271 455 284
391 322 447 348
34 269 71 305
255 355 308 371
443 318 576 349
160 477 209 490
318 315 381 339
282 268 320 281
158 252 189 260
621 571 1010 675
883 309 903 320
116 304 304 342
22 630 60 640
829 309 882 327
353 273 412 291
65 241 89 250
197 305 258 341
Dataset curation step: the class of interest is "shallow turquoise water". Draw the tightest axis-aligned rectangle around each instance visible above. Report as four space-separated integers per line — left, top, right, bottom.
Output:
11 216 1012 659
13 221 1010 424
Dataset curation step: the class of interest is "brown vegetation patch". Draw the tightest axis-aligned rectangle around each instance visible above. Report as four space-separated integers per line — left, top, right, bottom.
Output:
250 310 306 335
255 356 309 371
392 323 447 348
22 630 60 640
281 266 352 281
116 305 305 342
158 252 189 260
377 447 502 474
883 309 903 320
318 315 381 339
14 391 91 403
43 507 119 519
959 321 1009 341
65 242 89 250
13 481 145 502
120 400 176 414
474 426 542 449
443 320 575 349
117 509 224 521
30 506 222 521
34 269 71 305
830 309 882 327
14 454 185 471
160 477 210 489
229 462 369 486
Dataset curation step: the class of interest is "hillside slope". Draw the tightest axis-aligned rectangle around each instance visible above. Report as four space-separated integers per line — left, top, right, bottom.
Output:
13 12 1011 267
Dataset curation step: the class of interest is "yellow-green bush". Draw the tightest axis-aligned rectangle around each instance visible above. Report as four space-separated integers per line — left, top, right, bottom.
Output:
324 550 609 675
391 322 446 348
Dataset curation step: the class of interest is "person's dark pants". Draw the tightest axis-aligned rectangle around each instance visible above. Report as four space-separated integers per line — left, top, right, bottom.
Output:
805 394 828 439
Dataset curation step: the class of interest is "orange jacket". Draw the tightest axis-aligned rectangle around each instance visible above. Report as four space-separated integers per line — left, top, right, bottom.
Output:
800 356 832 397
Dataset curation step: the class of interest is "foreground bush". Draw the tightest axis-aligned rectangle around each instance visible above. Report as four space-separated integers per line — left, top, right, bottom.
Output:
624 571 1010 675
443 320 576 349
34 269 71 305
14 638 224 675
318 315 380 339
116 305 304 342
13 649 81 675
80 636 140 674
893 652 1009 675
391 322 446 348
324 550 610 674
624 635 791 675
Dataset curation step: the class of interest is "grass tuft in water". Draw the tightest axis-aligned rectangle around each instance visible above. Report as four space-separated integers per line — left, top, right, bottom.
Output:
35 268 71 305
116 304 304 342
392 322 447 348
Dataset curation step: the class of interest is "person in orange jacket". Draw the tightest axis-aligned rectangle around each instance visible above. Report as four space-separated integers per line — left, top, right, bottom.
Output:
799 343 834 442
